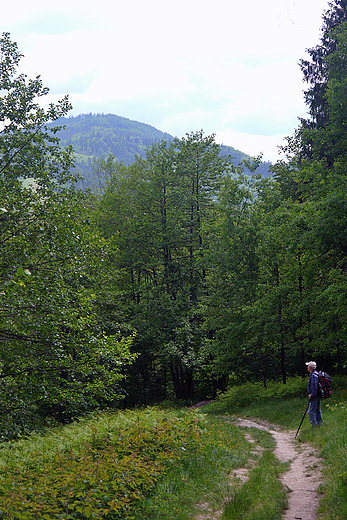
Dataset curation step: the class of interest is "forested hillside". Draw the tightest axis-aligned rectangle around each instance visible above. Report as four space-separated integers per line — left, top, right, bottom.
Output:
1 0 347 439
50 113 271 188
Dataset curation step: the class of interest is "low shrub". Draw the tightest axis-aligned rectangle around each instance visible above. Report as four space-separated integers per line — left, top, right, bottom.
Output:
0 409 204 519
132 414 250 519
206 377 307 415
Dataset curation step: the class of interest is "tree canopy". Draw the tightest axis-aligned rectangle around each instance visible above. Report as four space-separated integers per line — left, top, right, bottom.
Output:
90 0 347 402
2 0 347 435
47 113 271 189
0 32 135 437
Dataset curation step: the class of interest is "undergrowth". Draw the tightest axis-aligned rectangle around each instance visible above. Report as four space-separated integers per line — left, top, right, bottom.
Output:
133 415 249 519
205 376 308 425
0 408 253 520
0 376 346 519
205 375 347 520
0 408 205 519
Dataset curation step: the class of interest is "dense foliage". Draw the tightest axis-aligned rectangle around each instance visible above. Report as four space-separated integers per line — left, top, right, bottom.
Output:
90 0 347 404
48 113 271 189
1 0 347 431
94 132 239 403
0 32 135 437
0 409 203 519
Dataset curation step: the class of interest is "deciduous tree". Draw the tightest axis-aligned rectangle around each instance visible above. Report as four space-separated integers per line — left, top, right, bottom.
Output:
0 33 135 436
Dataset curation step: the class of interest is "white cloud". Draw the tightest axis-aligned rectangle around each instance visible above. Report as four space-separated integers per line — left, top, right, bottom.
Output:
215 129 288 163
2 0 332 162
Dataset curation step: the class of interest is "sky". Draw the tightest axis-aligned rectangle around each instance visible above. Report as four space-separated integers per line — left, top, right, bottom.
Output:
2 0 332 162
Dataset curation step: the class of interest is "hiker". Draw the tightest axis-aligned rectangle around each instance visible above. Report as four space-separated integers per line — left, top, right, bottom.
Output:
306 361 323 427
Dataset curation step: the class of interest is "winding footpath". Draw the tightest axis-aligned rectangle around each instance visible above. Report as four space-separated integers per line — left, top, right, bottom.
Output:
189 401 323 520
234 418 322 520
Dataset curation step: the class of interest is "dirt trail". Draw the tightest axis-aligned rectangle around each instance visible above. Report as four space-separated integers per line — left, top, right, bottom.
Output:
189 400 323 520
235 418 322 520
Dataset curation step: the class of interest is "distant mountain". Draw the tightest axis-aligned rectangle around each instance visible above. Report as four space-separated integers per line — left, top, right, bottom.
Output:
50 113 271 188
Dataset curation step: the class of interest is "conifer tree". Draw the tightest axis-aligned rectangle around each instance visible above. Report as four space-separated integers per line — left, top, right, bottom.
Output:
297 0 347 164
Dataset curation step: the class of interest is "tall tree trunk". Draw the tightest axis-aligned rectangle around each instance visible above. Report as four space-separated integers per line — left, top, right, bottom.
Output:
298 249 305 377
301 348 306 378
259 347 267 389
281 342 287 385
275 263 287 384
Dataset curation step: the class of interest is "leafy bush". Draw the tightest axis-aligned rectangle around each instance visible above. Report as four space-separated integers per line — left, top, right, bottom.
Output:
132 414 250 519
0 409 203 519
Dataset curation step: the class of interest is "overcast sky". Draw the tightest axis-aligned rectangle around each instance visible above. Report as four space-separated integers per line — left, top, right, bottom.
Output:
3 0 331 162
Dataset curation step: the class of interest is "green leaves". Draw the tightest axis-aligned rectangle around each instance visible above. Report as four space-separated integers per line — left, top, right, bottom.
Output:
93 132 232 402
0 31 74 192
0 408 202 519
0 34 137 435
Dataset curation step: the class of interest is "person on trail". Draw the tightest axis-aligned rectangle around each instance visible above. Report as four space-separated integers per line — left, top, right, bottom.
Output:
306 361 323 427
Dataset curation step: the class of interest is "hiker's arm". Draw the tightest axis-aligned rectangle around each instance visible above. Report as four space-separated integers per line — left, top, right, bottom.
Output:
311 374 319 398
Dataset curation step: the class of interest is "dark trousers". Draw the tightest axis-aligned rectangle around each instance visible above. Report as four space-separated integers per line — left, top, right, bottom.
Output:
308 398 322 426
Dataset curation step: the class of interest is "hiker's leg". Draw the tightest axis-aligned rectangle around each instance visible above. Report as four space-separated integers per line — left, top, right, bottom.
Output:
308 399 319 426
308 400 315 426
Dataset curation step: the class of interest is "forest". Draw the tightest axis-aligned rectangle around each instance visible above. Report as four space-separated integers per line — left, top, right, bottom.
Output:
47 113 271 190
1 0 347 438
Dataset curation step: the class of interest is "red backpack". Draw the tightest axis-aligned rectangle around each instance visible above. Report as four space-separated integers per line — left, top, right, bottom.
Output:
318 371 332 399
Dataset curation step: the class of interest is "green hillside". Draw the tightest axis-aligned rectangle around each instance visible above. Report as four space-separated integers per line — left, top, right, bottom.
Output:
51 113 271 188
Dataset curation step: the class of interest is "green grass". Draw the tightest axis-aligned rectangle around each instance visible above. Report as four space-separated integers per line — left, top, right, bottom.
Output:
0 408 253 519
204 376 308 427
243 427 276 450
204 376 347 520
0 408 210 519
222 450 287 520
133 415 250 519
0 376 346 519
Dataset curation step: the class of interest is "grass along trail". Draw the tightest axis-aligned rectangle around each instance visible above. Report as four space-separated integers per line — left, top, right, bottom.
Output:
233 418 322 520
190 378 347 520
190 394 323 520
1 378 342 519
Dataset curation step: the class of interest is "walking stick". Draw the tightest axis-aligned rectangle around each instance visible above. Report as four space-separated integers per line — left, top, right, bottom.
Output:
295 399 310 439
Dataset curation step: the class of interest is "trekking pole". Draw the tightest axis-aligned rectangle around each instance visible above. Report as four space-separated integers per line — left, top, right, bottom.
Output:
295 399 310 439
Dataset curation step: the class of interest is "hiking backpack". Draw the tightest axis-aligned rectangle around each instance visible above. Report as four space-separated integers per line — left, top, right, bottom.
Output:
318 371 332 399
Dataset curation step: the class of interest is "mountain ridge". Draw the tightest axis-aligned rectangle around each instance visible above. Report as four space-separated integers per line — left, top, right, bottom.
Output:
50 113 271 188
